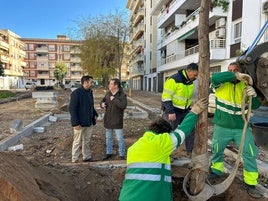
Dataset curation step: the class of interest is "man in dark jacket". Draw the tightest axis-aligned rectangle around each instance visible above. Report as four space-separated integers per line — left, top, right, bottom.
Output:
161 63 198 157
69 75 98 163
100 78 127 160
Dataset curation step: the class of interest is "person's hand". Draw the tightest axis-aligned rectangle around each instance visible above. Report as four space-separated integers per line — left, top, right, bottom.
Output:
74 125 81 130
101 102 106 108
246 86 257 97
235 72 253 85
168 113 176 121
191 98 208 115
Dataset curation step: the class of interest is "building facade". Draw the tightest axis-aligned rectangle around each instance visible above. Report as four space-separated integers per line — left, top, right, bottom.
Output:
0 29 26 89
21 35 83 87
127 0 268 92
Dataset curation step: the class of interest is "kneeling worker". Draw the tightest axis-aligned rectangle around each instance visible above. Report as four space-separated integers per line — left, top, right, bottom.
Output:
119 98 208 201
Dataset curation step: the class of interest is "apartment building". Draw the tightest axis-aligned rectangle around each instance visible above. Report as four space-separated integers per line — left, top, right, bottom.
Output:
0 29 26 89
21 35 83 87
127 0 268 92
126 0 158 91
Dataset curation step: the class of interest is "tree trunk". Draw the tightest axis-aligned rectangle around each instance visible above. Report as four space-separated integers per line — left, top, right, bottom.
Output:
188 0 211 195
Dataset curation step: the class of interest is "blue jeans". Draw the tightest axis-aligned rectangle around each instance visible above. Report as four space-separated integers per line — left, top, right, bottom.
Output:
106 129 125 156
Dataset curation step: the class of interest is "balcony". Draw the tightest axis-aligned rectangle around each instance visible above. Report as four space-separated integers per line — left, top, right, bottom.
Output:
158 6 227 50
0 40 9 51
132 8 144 26
36 55 48 61
158 39 226 72
131 22 144 42
70 66 83 71
129 54 143 66
37 73 50 79
70 57 81 63
0 55 10 63
20 61 27 67
70 72 83 79
19 49 26 58
130 65 144 77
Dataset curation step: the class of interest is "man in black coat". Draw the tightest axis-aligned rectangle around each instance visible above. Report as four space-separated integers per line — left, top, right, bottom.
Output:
69 75 98 163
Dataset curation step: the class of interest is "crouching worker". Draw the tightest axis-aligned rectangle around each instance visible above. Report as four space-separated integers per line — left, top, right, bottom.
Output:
118 98 208 201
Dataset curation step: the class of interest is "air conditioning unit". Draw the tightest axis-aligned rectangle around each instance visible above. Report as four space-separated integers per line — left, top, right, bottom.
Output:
215 18 226 29
263 1 268 13
215 28 226 38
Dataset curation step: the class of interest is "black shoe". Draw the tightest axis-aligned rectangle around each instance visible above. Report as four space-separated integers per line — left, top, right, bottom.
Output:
102 154 112 160
244 184 263 199
83 158 92 162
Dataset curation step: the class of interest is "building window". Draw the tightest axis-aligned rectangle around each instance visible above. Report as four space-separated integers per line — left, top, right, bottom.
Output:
63 53 70 60
29 44 34 50
30 70 35 76
48 44 56 51
63 45 70 51
30 61 36 68
233 21 242 43
29 53 35 59
49 53 56 60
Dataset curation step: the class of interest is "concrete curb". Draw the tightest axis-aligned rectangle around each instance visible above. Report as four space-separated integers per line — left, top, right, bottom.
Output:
0 113 52 151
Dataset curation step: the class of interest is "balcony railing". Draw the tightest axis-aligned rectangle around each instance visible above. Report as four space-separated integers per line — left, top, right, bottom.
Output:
161 39 226 65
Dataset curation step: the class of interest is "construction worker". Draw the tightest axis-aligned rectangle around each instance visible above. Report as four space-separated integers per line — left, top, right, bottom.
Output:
118 98 208 201
209 62 262 198
162 63 198 156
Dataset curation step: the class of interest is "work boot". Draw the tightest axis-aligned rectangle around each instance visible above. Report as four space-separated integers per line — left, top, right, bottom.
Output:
244 184 263 199
102 154 112 160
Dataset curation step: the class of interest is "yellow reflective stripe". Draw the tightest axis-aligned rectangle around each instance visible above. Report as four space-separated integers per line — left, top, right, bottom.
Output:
249 144 254 156
162 89 174 96
243 170 258 186
125 173 172 183
216 105 248 115
128 162 171 170
211 161 223 172
173 94 188 101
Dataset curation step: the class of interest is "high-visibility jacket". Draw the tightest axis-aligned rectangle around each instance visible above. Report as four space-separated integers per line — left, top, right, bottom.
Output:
211 71 261 129
118 112 198 201
162 69 194 114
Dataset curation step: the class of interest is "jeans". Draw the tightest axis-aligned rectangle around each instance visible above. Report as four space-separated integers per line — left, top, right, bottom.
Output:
106 129 125 156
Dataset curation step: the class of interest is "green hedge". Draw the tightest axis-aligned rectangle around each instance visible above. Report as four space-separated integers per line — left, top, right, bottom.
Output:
0 91 16 99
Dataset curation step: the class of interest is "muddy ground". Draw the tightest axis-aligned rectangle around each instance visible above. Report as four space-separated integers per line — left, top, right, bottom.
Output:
0 89 267 201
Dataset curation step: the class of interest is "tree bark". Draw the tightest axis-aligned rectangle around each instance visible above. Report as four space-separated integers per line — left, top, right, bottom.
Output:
188 0 211 195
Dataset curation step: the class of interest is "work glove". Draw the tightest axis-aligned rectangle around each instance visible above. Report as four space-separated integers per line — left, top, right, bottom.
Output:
246 86 257 97
191 98 208 115
235 72 253 86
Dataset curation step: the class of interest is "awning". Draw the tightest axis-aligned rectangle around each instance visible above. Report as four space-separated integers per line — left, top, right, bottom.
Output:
177 29 195 42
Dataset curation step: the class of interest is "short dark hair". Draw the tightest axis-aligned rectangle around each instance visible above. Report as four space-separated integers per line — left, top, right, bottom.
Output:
81 75 93 84
187 63 198 71
110 78 121 89
148 118 172 134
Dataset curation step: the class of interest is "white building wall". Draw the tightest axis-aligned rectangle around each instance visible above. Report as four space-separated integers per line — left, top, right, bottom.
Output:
241 0 263 51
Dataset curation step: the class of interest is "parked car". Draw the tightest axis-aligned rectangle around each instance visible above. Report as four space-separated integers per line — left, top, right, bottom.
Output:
64 81 80 89
25 82 36 90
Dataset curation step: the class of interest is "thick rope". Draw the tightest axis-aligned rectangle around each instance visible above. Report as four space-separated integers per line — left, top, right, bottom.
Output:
183 89 252 200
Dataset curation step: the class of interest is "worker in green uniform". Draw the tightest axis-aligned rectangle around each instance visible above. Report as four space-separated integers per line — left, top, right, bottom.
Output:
209 62 262 198
118 98 208 201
